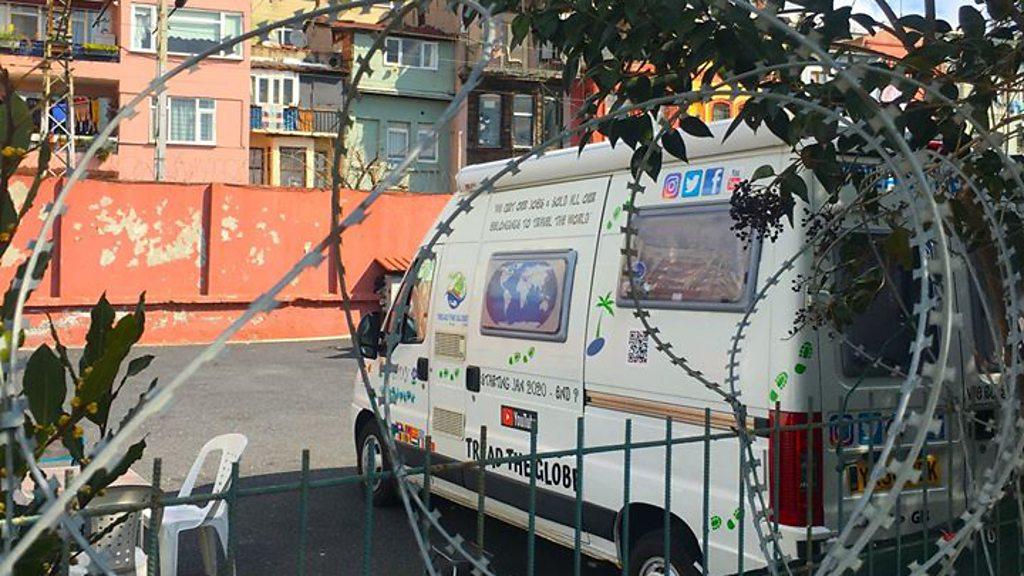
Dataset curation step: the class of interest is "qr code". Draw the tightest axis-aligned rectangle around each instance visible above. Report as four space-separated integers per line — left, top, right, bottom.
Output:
627 330 649 364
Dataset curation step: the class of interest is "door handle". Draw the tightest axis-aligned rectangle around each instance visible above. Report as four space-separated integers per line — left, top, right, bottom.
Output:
466 365 480 393
416 357 429 381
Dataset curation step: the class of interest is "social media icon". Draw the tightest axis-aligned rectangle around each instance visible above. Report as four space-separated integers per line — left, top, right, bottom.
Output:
662 172 681 199
702 167 724 196
726 176 743 193
681 169 703 197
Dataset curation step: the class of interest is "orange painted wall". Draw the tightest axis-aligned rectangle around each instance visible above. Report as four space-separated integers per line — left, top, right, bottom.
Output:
0 177 448 346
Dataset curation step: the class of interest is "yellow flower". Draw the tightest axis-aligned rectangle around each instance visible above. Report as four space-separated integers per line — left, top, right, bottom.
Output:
0 232 10 243
57 414 70 427
1 146 13 157
71 396 82 409
0 502 5 514
83 366 93 376
86 402 98 415
78 485 91 495
72 425 83 439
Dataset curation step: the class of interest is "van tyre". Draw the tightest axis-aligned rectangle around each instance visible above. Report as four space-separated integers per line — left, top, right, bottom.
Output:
357 419 399 506
629 530 701 576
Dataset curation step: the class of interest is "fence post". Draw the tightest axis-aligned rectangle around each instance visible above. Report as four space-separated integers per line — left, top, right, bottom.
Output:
573 416 584 576
476 425 487 551
527 420 537 576
702 408 711 576
663 417 673 574
298 449 310 576
147 458 162 576
421 434 432 550
621 419 632 576
362 449 375 576
221 461 239 576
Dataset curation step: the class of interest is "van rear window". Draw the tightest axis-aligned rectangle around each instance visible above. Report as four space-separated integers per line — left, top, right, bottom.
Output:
480 250 576 342
617 204 758 311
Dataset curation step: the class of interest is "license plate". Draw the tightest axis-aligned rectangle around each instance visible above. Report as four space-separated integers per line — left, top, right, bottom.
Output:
846 454 941 495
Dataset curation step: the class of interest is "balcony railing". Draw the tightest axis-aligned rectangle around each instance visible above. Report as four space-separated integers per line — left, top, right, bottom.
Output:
0 39 120 62
250 105 341 136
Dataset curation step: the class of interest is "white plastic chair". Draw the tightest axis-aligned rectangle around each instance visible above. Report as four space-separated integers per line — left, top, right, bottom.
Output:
69 485 153 575
142 433 248 576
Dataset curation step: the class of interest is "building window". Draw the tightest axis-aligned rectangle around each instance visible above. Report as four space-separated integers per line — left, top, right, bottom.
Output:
477 93 501 148
710 102 731 121
542 95 563 146
512 94 534 148
150 97 216 145
271 26 297 46
417 123 437 162
386 122 410 161
279 147 307 187
251 73 298 107
131 5 242 57
384 37 438 69
539 41 557 61
249 148 265 185
131 5 153 50
314 150 329 187
11 5 40 39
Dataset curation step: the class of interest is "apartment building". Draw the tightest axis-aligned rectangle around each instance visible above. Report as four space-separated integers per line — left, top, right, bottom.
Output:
0 0 251 183
249 0 345 187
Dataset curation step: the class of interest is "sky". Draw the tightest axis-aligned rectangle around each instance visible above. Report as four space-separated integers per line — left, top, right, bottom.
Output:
837 0 981 23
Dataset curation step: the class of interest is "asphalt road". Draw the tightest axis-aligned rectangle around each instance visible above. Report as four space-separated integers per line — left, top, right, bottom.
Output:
102 339 617 576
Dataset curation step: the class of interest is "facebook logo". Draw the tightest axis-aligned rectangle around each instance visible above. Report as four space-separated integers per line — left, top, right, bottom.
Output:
681 169 703 197
701 167 724 196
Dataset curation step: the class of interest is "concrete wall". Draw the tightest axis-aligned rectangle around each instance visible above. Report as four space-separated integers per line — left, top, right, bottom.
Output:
2 177 448 346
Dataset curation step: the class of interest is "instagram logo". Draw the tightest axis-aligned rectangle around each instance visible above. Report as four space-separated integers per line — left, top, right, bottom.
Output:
662 172 682 198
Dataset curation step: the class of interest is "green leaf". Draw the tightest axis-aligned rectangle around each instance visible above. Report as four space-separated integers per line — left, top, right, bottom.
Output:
125 355 154 378
781 169 809 204
24 344 66 426
61 427 84 462
510 13 531 49
79 312 144 427
84 439 146 503
679 115 713 138
79 293 115 374
752 164 775 181
885 226 913 269
661 129 687 162
0 93 32 152
629 145 662 181
959 5 985 37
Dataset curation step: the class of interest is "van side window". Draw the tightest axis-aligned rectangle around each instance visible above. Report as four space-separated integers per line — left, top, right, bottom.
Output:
390 258 435 344
480 250 577 342
617 203 758 311
836 233 928 377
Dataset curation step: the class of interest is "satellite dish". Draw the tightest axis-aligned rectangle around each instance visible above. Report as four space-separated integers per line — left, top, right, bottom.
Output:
289 29 307 48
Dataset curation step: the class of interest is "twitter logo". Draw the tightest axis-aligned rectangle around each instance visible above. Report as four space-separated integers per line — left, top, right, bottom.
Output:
681 169 703 197
701 167 724 196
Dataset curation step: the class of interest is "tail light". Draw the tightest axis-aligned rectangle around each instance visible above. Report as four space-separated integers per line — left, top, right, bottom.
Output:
769 411 824 526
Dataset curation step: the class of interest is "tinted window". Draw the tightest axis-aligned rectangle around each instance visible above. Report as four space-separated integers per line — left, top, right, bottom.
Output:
618 204 757 310
481 251 576 341
837 233 922 377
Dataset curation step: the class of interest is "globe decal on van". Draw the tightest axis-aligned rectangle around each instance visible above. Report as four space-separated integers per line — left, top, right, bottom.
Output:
445 271 467 309
484 261 559 329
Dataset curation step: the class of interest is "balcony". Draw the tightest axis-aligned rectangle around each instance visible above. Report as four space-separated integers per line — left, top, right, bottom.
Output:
0 39 119 62
250 105 341 137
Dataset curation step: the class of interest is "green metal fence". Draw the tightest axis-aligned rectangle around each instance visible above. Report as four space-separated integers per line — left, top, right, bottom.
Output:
12 406 1021 576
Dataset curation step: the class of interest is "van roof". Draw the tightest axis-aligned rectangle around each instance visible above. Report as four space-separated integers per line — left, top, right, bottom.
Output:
456 120 787 194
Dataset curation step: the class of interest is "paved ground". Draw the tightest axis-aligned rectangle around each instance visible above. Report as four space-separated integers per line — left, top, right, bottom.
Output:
101 339 617 576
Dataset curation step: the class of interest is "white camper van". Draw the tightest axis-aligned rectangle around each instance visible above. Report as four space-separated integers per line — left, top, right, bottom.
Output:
351 122 994 574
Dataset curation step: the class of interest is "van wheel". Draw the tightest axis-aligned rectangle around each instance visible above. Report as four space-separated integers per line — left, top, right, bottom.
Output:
357 419 399 506
629 530 701 576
